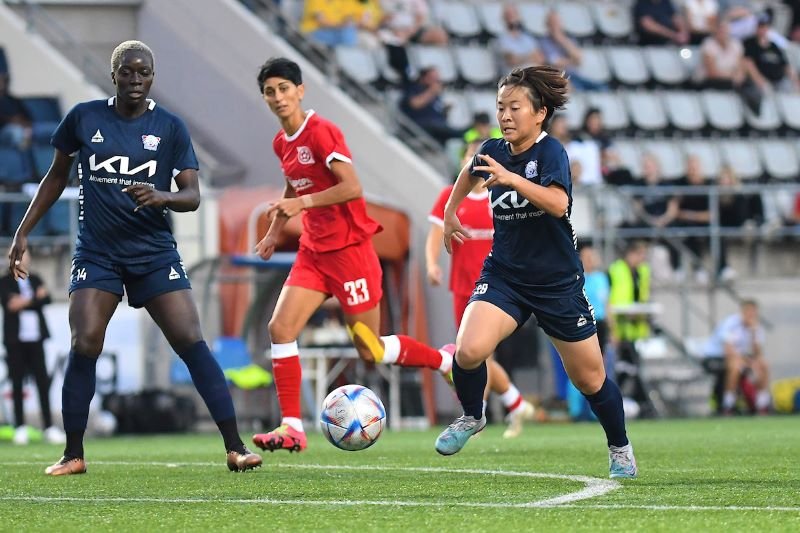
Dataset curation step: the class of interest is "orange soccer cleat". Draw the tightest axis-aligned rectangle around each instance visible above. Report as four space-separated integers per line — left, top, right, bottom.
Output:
252 424 307 453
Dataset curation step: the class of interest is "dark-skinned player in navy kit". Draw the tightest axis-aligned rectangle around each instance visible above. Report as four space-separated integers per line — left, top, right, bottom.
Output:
435 65 637 479
7 40 262 475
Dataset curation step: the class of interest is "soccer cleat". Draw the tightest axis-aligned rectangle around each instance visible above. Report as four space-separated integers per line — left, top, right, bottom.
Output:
44 426 67 445
45 456 87 476
12 426 29 446
439 343 455 385
608 443 638 479
252 424 307 453
226 447 263 472
435 415 486 456
502 400 536 439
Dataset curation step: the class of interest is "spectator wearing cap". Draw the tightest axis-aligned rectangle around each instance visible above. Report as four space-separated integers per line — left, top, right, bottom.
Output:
463 112 501 144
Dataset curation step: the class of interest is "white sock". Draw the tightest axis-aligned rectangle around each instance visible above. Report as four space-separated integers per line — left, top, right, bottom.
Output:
482 400 487 416
379 335 400 364
756 390 771 410
722 391 736 409
500 384 523 411
282 417 304 433
438 348 453 373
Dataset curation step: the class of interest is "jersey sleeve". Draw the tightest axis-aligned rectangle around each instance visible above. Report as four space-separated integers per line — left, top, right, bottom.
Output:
171 118 199 174
51 104 82 156
314 121 352 169
468 139 494 180
538 142 571 191
428 186 453 227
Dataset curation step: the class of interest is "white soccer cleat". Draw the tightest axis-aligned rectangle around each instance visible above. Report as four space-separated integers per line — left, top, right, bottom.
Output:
503 400 536 439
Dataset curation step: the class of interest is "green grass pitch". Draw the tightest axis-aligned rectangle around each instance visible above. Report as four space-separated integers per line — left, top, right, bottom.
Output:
0 417 798 531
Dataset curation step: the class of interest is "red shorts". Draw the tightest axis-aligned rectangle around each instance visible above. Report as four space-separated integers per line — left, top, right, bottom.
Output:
453 292 472 328
286 240 383 314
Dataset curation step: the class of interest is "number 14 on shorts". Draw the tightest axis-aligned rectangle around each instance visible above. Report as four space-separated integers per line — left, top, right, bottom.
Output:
344 278 370 306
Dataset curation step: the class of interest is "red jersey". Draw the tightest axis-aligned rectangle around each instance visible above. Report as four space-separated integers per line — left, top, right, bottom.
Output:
429 185 493 296
272 111 381 252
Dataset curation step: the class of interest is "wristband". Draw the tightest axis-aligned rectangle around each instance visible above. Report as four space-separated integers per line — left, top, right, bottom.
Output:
302 195 314 208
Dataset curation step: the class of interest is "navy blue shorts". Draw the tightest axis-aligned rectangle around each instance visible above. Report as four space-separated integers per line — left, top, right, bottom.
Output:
468 269 597 342
69 249 192 308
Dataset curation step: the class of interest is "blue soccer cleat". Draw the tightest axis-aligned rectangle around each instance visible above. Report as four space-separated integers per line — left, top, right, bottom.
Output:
435 415 487 456
609 443 638 479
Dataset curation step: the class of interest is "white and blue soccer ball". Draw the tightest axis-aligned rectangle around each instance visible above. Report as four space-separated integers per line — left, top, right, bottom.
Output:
320 384 386 451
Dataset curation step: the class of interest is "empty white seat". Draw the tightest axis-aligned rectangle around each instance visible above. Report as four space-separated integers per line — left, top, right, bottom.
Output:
569 191 594 237
575 47 612 86
432 1 482 40
701 91 744 132
613 139 643 178
591 2 633 39
607 46 650 86
644 47 688 85
467 90 498 119
641 140 685 180
410 45 458 84
744 94 782 131
585 92 629 131
758 139 799 180
681 139 721 179
625 91 668 131
719 139 763 180
518 3 549 37
443 91 473 130
476 2 505 37
453 45 498 86
664 91 706 132
557 2 596 39
562 92 588 132
335 46 379 85
374 46 402 85
777 92 800 129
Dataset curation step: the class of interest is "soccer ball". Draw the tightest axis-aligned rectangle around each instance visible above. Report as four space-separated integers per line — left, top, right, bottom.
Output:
319 384 386 451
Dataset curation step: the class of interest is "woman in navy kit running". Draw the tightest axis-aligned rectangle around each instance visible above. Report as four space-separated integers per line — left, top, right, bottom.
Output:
7 41 261 475
435 65 637 479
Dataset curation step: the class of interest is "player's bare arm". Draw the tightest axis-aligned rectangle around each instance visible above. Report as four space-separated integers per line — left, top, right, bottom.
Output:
8 148 73 280
123 168 200 213
475 153 568 217
256 182 296 259
425 223 444 286
442 162 478 254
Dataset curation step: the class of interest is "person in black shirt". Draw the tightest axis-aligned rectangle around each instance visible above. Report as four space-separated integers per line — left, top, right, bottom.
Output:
400 66 464 146
743 12 800 93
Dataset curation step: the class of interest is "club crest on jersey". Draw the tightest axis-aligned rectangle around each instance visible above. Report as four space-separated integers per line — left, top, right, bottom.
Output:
297 146 315 165
525 160 538 179
141 134 161 152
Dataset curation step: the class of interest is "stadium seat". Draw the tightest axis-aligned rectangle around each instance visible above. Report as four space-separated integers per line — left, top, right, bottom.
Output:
334 46 380 85
432 1 482 40
744 94 782 132
776 92 800 130
475 2 505 38
612 139 643 178
664 91 706 132
442 90 472 130
409 45 458 85
644 47 689 86
453 45 498 86
569 191 593 237
624 91 668 132
8 202 47 237
585 92 629 131
518 3 549 37
640 140 685 181
701 91 744 132
45 199 72 236
719 139 763 181
0 147 32 186
758 139 799 180
591 2 633 40
574 47 612 86
466 89 498 119
21 96 61 123
607 46 650 86
373 46 402 86
556 1 596 39
31 142 53 179
562 92 587 132
681 139 721 179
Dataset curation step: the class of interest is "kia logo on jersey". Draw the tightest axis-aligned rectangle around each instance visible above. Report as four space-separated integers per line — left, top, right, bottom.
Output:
297 146 315 165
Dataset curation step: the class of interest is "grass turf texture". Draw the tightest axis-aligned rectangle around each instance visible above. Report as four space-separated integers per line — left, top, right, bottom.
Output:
0 417 797 531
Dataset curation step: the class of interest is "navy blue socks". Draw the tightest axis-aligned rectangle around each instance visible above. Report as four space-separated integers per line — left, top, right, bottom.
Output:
62 350 98 458
453 359 487 419
583 377 629 447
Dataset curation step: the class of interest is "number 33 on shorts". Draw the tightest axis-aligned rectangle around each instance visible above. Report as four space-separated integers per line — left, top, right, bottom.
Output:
344 278 370 306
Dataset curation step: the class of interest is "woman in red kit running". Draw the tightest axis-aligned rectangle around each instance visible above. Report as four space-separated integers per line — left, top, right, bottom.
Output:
252 57 454 453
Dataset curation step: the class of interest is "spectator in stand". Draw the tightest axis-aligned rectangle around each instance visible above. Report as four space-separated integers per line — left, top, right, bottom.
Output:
380 0 448 46
696 20 746 90
634 0 689 45
539 10 608 91
674 155 734 283
743 11 800 95
355 0 385 49
0 73 32 150
704 299 771 415
718 164 762 229
496 3 543 73
683 0 719 44
400 66 464 145
300 0 360 48
785 0 800 42
548 113 601 187
463 111 501 144
581 107 613 161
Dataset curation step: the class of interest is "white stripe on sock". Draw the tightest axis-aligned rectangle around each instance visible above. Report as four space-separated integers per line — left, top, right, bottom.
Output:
500 385 522 409
271 341 299 359
379 335 400 364
282 417 303 432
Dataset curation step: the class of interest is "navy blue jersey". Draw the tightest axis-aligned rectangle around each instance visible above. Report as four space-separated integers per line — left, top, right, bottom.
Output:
469 134 582 297
51 97 198 262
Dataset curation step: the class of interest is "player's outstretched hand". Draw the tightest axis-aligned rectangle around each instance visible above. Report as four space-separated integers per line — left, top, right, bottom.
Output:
8 235 28 280
442 213 471 255
255 235 278 261
266 198 305 219
123 184 169 212
474 154 519 189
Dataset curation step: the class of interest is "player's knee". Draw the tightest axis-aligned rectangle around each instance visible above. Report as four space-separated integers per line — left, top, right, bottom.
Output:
572 369 605 395
455 342 489 369
71 333 104 358
268 318 298 345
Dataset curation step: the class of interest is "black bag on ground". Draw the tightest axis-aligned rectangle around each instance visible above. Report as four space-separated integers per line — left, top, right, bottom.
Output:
102 389 196 434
